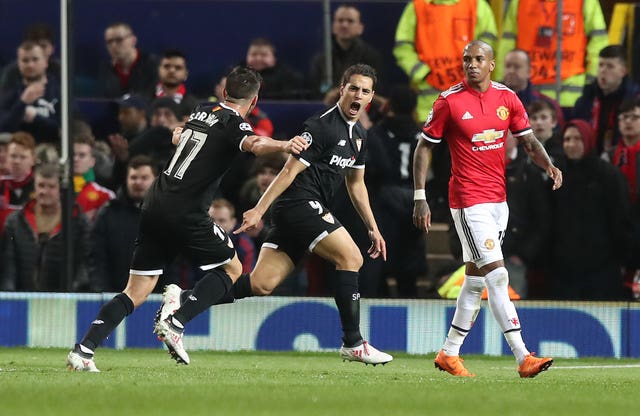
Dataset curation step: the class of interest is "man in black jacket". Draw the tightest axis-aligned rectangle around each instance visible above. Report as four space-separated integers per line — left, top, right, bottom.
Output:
89 155 157 292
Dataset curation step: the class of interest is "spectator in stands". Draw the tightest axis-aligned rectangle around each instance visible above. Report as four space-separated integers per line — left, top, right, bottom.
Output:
111 94 149 141
128 97 183 173
0 163 90 292
107 94 148 189
310 4 382 97
73 134 115 222
527 100 564 163
0 132 10 175
501 49 564 130
73 119 113 187
496 0 608 108
244 38 305 99
154 49 199 118
89 155 157 292
208 198 256 274
573 45 640 157
98 22 158 98
502 132 551 298
610 98 640 287
0 132 36 233
548 120 632 300
0 23 60 93
0 41 61 144
363 84 427 297
393 0 497 120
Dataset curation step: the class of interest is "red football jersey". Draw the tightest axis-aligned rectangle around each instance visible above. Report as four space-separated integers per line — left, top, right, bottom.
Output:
422 80 532 208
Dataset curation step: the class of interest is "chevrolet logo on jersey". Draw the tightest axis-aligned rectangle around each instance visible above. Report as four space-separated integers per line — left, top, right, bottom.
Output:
471 129 504 144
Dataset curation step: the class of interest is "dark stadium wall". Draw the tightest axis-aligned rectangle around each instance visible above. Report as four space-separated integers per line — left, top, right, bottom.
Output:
0 0 407 97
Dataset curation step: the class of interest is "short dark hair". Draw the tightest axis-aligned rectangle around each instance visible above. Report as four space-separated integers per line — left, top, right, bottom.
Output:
162 48 187 62
24 23 54 43
527 99 557 121
127 154 157 175
341 64 377 90
35 162 60 180
387 84 417 116
599 45 626 63
249 38 275 53
18 40 43 53
73 133 95 148
106 22 133 33
225 66 262 100
619 97 640 114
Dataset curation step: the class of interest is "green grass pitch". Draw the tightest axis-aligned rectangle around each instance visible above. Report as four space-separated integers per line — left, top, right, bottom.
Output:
0 348 637 416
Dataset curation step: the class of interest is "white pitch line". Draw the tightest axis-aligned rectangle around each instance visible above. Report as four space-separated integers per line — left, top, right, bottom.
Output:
551 364 640 370
495 364 640 370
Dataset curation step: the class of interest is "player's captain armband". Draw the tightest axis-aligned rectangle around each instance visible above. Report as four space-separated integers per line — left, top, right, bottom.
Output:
413 189 426 201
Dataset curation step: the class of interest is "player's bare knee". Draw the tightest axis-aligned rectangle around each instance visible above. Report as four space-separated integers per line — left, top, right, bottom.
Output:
223 258 243 282
333 250 363 271
252 280 276 296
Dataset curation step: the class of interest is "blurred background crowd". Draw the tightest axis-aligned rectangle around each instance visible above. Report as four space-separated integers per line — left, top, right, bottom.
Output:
0 0 639 301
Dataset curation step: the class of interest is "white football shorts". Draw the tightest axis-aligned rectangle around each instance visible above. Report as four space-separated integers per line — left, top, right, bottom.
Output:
450 201 508 268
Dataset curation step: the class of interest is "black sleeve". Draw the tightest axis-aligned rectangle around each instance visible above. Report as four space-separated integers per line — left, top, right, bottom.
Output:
295 118 331 165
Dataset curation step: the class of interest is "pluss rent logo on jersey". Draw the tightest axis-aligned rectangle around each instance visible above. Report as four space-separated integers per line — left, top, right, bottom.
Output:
470 129 505 151
329 155 356 168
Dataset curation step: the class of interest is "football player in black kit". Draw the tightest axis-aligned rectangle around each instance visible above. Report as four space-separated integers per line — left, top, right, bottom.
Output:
230 63 392 365
66 67 309 371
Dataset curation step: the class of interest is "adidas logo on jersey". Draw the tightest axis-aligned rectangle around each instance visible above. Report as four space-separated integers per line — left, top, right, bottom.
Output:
462 111 474 120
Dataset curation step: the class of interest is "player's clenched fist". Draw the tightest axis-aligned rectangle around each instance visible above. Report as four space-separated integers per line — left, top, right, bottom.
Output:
285 135 309 155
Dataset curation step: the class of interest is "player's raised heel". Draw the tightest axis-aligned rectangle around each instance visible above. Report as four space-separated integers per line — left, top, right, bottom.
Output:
153 284 182 331
434 349 475 377
518 353 553 378
340 340 393 366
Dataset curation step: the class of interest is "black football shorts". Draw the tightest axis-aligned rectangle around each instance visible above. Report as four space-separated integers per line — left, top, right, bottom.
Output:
264 199 342 264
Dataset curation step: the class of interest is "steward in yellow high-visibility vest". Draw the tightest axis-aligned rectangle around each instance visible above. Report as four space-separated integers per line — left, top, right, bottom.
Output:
496 0 608 108
393 0 498 121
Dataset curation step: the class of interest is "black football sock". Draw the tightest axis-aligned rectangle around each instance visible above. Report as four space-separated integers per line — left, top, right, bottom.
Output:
213 273 249 305
334 270 363 347
172 269 232 326
230 273 253 300
180 290 192 304
79 293 134 352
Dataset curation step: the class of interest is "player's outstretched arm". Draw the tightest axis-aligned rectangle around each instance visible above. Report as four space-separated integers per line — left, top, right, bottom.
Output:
519 132 563 190
412 138 433 232
243 135 309 156
235 156 308 234
345 169 386 260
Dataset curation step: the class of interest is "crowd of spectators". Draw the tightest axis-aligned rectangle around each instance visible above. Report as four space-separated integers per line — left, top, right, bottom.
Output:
0 2 639 301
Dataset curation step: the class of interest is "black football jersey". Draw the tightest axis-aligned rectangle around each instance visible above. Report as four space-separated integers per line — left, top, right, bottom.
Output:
145 103 255 212
277 105 368 206
366 116 421 189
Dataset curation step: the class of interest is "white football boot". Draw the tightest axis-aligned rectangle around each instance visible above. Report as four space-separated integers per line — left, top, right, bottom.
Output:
340 340 393 366
155 317 190 365
66 349 100 372
154 284 182 326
